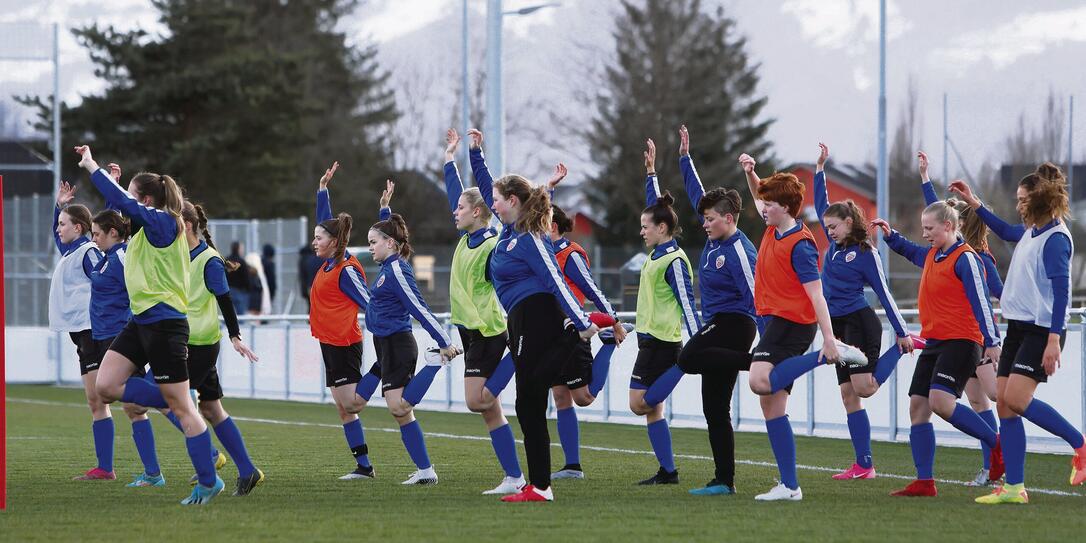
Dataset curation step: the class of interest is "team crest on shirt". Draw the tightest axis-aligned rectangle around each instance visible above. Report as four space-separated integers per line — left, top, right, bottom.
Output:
715 255 725 269
845 251 857 263
506 237 518 251
375 274 386 288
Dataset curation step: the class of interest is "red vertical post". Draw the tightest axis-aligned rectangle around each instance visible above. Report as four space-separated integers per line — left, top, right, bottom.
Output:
1 174 6 511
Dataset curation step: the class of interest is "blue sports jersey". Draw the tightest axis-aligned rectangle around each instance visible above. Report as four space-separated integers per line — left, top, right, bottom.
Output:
89 242 131 340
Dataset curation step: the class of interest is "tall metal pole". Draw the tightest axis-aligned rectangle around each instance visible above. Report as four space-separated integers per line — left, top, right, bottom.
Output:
485 0 504 175
876 0 888 272
1068 95 1075 204
943 93 948 185
460 0 472 184
52 23 61 216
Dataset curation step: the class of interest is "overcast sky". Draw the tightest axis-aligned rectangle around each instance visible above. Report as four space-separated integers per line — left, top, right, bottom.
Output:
3 0 1084 184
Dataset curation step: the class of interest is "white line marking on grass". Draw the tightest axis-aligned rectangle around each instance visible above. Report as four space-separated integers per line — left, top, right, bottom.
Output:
11 397 1083 498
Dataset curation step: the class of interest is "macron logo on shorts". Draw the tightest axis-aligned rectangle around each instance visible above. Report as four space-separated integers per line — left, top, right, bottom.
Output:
699 323 716 336
154 374 169 382
465 368 481 375
1013 363 1036 373
334 377 348 384
936 372 955 383
753 352 770 358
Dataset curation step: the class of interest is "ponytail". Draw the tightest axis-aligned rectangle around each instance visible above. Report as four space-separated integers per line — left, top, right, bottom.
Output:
182 201 239 271
1023 162 1071 226
823 199 872 250
642 190 681 237
131 172 184 232
945 198 990 252
92 209 130 241
319 213 353 265
551 204 574 235
493 174 552 235
371 213 413 259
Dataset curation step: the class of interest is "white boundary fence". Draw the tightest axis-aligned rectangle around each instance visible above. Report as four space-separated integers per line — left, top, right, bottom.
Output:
6 308 1085 454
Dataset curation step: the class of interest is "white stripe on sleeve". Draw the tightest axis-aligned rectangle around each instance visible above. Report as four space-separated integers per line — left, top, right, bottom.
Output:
531 234 589 329
391 260 450 345
570 252 614 314
871 247 908 334
344 266 370 303
671 259 699 334
731 238 756 299
963 252 999 342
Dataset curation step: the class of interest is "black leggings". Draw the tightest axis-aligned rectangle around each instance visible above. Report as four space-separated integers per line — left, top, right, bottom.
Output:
507 293 581 490
677 313 757 486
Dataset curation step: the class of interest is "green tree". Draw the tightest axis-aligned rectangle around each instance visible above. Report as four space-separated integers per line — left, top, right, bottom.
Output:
20 0 398 220
583 0 774 248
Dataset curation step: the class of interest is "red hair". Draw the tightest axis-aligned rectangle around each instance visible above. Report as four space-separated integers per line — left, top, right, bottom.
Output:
756 172 805 217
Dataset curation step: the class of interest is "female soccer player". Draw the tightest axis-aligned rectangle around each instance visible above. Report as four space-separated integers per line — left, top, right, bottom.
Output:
738 151 866 501
176 201 264 495
371 180 463 486
74 145 223 505
310 162 382 481
626 138 702 487
872 202 1005 498
546 167 629 481
918 151 1003 486
50 180 112 480
948 168 1085 503
656 125 760 496
812 143 915 481
440 129 525 494
477 161 600 502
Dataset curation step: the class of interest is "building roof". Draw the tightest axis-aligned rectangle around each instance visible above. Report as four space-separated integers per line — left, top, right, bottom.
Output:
784 161 877 200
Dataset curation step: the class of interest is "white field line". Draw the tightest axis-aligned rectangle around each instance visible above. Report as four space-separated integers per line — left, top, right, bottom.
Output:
8 397 1084 498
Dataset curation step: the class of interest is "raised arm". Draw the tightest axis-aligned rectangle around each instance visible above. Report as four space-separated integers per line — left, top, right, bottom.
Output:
74 146 176 242
645 138 659 207
948 179 1026 242
738 153 765 214
378 179 394 221
871 218 928 268
316 161 338 223
53 180 80 254
467 129 495 208
443 129 465 214
918 151 938 205
678 125 705 212
544 162 568 200
664 258 702 337
955 252 1001 350
813 143 830 231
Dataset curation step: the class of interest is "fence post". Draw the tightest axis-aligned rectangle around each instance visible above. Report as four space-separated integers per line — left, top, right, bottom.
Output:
275 218 283 313
888 329 899 442
1081 318 1085 434
445 319 453 411
249 321 256 398
284 320 291 401
806 371 815 436
732 379 740 430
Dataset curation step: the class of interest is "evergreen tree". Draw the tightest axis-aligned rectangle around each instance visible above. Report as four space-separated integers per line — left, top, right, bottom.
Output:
584 0 774 247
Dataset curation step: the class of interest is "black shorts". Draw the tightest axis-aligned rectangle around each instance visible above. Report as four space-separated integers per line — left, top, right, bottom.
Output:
70 330 112 375
460 328 508 379
187 343 224 402
908 339 981 398
554 338 594 390
831 307 883 385
630 335 681 389
751 316 817 365
677 313 757 375
320 342 364 388
374 331 418 394
506 293 579 385
997 319 1065 384
109 318 190 384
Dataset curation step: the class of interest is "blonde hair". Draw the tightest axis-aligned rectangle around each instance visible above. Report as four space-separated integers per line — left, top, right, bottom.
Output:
923 200 960 231
460 187 493 222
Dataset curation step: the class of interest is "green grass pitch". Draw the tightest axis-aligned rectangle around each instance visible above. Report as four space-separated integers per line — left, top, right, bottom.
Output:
2 385 1083 541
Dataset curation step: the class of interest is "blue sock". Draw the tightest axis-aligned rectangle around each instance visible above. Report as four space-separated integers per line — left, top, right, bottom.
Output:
484 354 515 397
910 423 935 479
647 419 675 473
1022 399 1086 449
588 345 615 397
400 420 432 470
355 367 381 402
643 365 684 406
131 419 161 476
185 429 216 487
765 415 798 489
768 352 822 393
1001 416 1026 485
342 419 370 468
946 404 997 449
846 409 873 469
120 377 168 409
91 418 115 472
873 347 903 385
978 409 998 469
166 411 220 460
402 365 441 406
556 407 580 466
489 424 522 478
213 417 256 479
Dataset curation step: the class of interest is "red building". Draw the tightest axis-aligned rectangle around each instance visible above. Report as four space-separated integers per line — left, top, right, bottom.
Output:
786 162 878 256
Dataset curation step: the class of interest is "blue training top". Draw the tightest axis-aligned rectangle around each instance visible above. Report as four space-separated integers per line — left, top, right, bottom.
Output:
89 168 184 324
814 170 908 337
89 242 130 340
676 155 760 327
